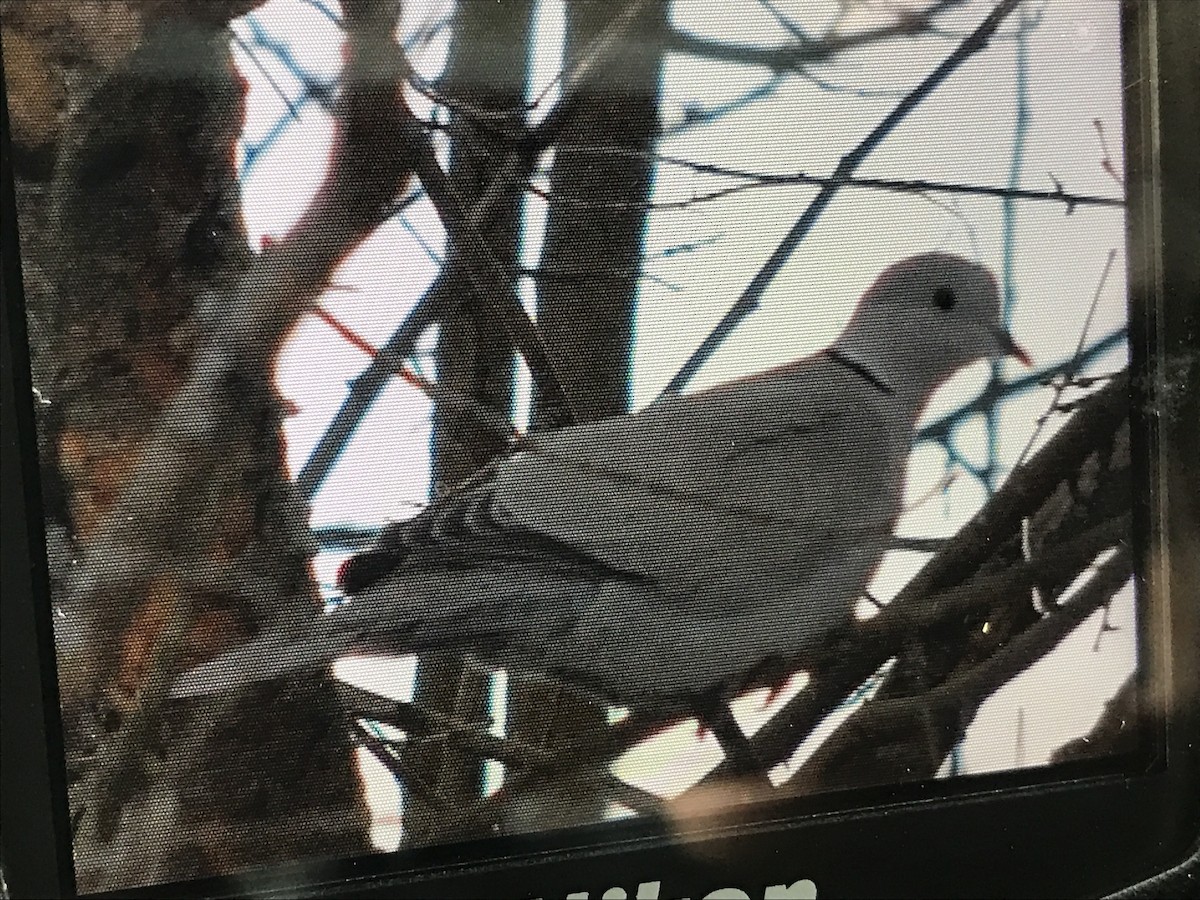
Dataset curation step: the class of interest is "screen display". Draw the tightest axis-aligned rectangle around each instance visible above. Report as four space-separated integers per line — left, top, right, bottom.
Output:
1 0 1137 893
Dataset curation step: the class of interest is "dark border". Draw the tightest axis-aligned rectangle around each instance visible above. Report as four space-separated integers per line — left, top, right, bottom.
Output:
0 42 76 900
2 1 1197 897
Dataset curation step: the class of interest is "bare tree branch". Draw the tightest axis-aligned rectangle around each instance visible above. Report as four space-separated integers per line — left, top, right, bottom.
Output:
336 681 667 820
542 146 1124 213
785 546 1132 793
917 331 1126 443
1050 673 1138 764
409 136 579 428
664 0 968 72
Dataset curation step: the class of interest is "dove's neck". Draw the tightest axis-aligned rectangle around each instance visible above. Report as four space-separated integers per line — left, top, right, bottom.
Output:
828 335 947 414
824 349 895 397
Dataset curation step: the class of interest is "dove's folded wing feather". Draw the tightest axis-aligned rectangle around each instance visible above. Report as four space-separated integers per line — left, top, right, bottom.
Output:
494 362 909 598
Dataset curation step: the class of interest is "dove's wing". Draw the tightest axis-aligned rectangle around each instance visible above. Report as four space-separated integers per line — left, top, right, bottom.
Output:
495 357 910 595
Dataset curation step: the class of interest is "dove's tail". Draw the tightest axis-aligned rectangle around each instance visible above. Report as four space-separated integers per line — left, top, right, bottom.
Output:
170 629 350 699
171 565 602 699
170 609 516 699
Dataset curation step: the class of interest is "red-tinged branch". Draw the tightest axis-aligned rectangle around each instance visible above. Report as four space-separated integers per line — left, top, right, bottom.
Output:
312 305 521 442
314 305 381 358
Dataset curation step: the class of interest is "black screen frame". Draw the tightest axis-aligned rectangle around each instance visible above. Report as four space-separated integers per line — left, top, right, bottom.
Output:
2 1 1197 897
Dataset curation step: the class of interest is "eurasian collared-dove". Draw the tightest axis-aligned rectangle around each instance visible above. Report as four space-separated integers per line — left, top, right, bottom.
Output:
172 252 1028 703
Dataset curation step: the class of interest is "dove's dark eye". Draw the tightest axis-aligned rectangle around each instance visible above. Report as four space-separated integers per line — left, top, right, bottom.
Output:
932 286 957 310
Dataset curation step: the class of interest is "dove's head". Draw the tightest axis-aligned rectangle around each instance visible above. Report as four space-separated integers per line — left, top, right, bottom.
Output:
832 252 1029 405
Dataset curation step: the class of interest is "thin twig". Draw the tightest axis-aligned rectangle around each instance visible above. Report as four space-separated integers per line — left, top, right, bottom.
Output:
409 136 579 427
1013 249 1118 471
312 306 519 442
664 0 967 72
340 682 667 825
784 547 1132 792
917 329 1126 443
547 146 1124 214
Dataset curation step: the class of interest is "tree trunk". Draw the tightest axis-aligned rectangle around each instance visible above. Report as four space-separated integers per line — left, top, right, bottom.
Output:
505 0 665 835
2 4 371 889
403 0 532 849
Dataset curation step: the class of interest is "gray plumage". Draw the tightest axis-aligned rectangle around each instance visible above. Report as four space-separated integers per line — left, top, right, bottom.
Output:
173 252 1024 703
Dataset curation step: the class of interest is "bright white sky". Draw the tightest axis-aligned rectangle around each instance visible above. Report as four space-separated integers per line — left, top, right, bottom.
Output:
230 0 1132 848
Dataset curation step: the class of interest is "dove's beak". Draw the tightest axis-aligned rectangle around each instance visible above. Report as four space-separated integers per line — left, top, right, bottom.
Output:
992 327 1032 366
